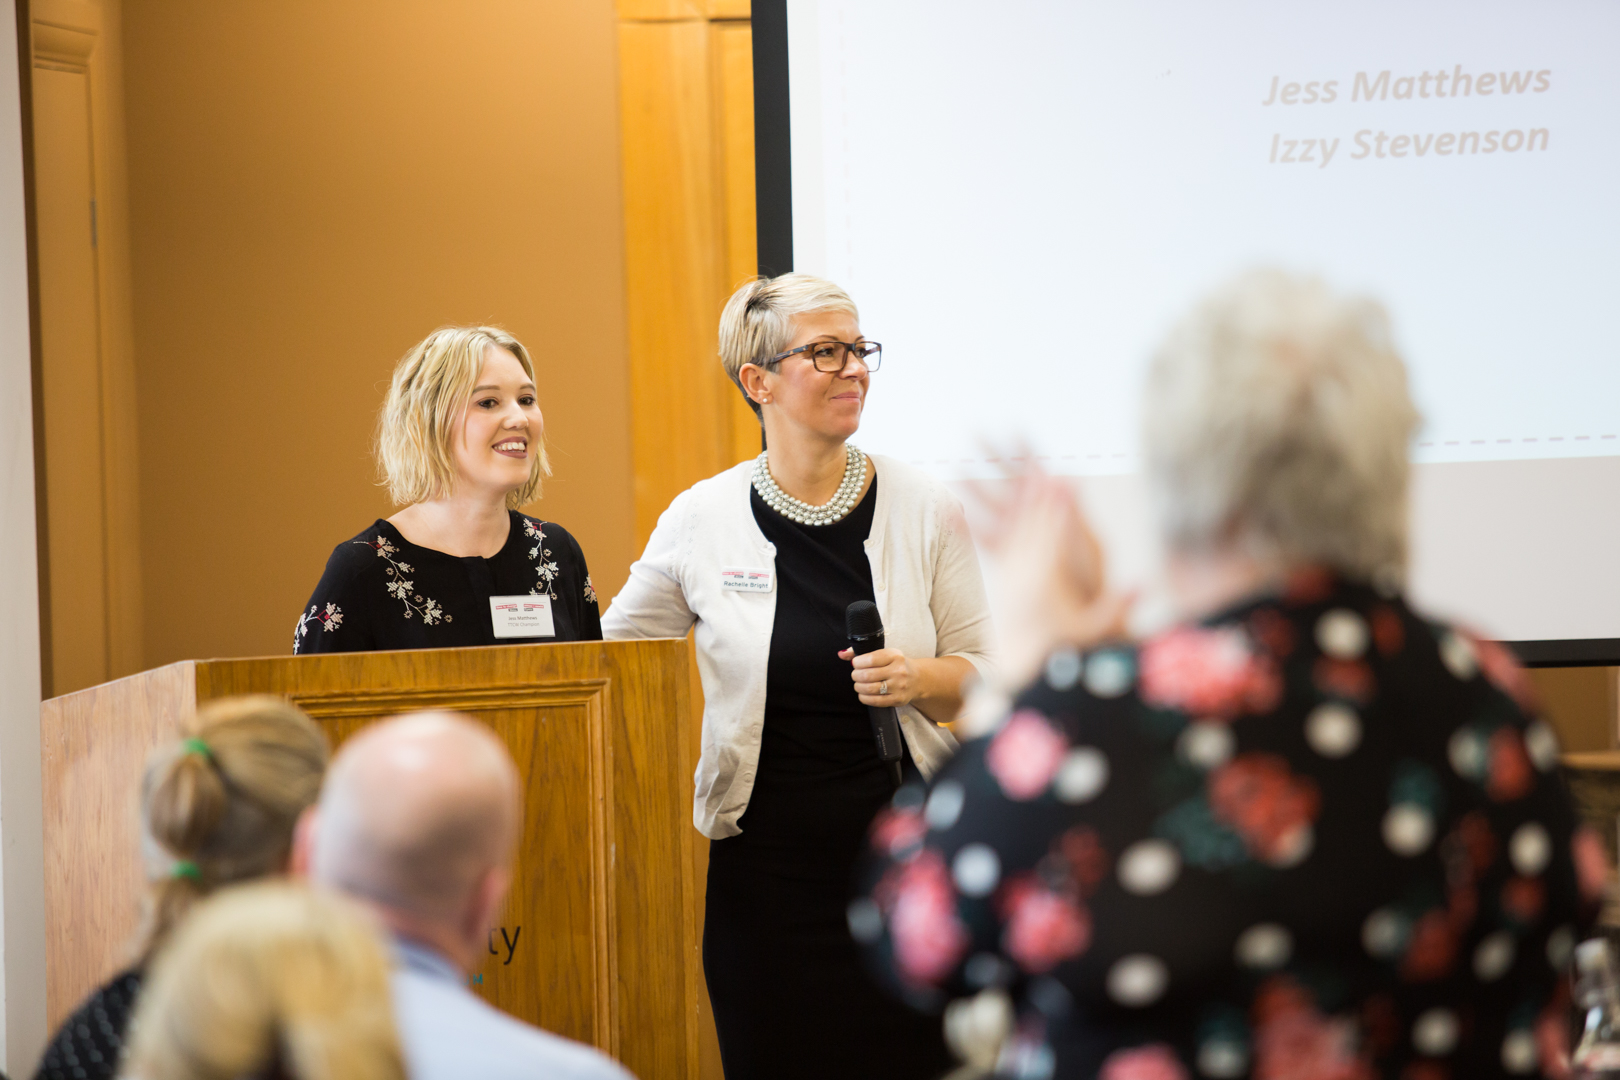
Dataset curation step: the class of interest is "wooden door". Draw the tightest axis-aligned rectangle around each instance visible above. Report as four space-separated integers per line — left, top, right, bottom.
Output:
31 22 109 696
29 0 144 696
618 0 759 554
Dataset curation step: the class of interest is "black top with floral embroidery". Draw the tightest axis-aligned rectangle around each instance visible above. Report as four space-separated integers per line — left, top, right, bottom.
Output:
294 511 601 654
854 572 1602 1080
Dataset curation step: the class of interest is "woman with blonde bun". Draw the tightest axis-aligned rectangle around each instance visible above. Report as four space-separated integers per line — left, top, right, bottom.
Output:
294 325 600 654
35 696 328 1080
119 880 405 1080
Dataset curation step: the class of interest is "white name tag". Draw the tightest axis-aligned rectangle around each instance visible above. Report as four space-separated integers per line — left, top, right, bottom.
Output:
720 567 774 593
490 595 555 639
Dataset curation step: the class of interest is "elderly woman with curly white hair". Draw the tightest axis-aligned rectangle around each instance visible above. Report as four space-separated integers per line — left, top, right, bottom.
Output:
603 273 994 1079
854 269 1605 1079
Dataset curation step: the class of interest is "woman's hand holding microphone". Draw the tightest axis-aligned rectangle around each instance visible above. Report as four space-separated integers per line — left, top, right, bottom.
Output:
838 647 976 724
838 647 917 707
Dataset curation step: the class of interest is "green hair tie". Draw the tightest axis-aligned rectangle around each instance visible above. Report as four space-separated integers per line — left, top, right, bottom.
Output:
171 860 203 883
181 737 213 761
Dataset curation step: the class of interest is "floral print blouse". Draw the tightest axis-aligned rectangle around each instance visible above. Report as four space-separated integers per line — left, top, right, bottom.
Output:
854 572 1604 1080
294 511 601 653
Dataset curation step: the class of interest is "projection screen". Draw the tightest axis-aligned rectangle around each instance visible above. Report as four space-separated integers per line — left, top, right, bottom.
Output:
759 0 1620 661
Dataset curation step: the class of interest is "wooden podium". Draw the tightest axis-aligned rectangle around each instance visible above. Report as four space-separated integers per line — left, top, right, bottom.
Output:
41 639 717 1079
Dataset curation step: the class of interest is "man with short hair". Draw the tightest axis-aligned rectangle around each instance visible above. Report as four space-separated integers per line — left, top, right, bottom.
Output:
296 710 632 1080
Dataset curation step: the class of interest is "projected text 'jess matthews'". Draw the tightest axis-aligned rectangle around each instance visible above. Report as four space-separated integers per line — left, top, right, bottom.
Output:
1262 66 1552 168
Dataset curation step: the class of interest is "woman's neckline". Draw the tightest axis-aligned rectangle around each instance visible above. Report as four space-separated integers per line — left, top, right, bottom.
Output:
751 472 877 530
374 510 524 562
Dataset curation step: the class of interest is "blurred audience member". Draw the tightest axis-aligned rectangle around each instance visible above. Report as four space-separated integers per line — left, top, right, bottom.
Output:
36 697 328 1080
298 711 632 1080
854 270 1606 1078
120 880 404 1080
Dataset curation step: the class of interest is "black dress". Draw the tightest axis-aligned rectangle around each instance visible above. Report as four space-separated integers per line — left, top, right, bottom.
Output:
703 477 954 1080
855 572 1600 1078
34 968 142 1080
294 511 601 653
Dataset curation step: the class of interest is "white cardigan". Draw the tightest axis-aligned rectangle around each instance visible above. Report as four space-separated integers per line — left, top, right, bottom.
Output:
602 454 995 839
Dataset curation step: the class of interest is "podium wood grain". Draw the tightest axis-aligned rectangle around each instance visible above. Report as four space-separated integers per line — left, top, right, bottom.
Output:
42 639 705 1079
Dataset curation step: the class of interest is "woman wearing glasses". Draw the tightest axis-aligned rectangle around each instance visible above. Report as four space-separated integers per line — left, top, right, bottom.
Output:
603 274 993 1079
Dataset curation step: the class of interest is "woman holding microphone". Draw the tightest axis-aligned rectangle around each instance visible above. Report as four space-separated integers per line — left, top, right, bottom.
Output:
603 274 994 1079
295 325 600 654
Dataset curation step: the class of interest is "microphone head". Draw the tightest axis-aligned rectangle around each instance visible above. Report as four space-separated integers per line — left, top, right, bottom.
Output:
846 600 884 639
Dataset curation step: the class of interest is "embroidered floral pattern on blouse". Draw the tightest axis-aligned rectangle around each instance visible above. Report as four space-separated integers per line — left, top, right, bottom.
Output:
293 602 343 654
524 518 561 599
584 575 597 606
358 534 451 626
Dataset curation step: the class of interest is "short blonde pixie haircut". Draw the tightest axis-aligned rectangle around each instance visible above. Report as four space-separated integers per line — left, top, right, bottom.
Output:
1143 269 1421 583
718 274 859 419
375 326 551 508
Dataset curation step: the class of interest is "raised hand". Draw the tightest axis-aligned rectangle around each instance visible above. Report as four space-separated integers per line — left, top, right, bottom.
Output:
964 449 1134 689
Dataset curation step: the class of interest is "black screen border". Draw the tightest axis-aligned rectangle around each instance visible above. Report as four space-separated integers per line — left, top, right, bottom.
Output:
753 0 793 277
1509 640 1620 667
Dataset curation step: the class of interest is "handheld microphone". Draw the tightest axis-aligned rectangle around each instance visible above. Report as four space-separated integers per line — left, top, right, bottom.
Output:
846 601 905 788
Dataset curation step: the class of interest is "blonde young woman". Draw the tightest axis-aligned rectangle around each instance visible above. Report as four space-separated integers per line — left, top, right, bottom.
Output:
295 326 600 654
36 697 329 1080
120 881 406 1080
603 274 994 1079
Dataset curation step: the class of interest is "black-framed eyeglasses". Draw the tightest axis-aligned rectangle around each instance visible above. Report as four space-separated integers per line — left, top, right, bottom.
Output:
760 340 883 374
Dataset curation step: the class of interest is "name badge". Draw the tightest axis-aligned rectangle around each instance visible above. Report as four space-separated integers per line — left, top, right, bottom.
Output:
490 595 555 639
720 567 774 593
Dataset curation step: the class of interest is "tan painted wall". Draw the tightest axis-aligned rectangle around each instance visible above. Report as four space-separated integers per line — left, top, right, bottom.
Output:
121 0 633 666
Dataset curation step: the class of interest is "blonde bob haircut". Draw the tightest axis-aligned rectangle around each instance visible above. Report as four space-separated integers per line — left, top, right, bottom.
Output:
1142 268 1421 583
123 881 406 1080
375 326 551 508
718 274 859 419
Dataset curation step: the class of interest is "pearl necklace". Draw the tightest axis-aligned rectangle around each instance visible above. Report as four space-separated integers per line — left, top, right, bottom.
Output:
751 444 868 526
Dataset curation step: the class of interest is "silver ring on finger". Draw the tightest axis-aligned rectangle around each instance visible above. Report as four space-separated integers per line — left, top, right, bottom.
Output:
879 681 889 695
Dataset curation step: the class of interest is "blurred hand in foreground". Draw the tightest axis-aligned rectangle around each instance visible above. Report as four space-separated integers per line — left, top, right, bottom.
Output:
965 452 1134 691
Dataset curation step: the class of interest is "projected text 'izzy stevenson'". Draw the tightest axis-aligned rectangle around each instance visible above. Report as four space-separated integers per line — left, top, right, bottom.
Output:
1262 66 1552 168
1268 129 1549 168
